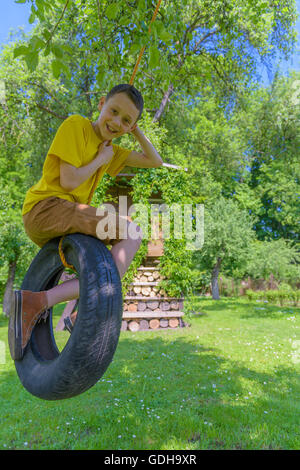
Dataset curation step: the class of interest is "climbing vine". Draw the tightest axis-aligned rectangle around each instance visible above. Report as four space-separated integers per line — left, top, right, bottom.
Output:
94 164 201 299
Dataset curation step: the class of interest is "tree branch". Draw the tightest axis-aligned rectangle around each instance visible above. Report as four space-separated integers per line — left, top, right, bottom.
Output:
95 0 111 67
28 81 69 115
153 83 174 123
35 103 68 120
192 29 220 54
45 0 70 49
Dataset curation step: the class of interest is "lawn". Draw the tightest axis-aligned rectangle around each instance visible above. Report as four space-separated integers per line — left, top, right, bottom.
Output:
0 297 299 450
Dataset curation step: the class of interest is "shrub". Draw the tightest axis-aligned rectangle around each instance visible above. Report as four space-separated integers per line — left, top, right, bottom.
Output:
246 288 299 307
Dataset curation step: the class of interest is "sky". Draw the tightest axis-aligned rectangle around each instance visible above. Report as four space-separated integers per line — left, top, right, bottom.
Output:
0 0 299 85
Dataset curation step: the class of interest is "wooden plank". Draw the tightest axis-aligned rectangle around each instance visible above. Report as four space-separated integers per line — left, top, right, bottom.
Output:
130 281 161 286
122 311 184 319
124 296 184 301
137 267 157 271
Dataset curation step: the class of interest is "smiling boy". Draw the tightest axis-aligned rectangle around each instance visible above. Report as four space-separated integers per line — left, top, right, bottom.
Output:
8 83 163 361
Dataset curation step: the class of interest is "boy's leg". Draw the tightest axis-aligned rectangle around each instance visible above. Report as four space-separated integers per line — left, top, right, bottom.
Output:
46 232 143 308
46 207 143 306
9 198 143 359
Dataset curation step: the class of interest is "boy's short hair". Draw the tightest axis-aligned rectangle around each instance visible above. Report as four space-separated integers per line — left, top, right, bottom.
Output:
106 84 144 122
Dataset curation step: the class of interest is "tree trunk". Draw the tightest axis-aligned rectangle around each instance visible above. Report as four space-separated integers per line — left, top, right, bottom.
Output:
211 257 222 300
153 83 174 122
2 260 17 317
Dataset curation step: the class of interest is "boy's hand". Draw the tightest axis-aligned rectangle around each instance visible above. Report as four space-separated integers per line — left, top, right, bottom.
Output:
97 140 114 165
129 124 139 136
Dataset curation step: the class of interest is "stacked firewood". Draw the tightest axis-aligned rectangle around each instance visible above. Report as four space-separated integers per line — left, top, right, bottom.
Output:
122 267 185 332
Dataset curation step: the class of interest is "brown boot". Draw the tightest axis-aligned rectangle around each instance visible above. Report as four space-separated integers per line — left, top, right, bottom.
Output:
8 290 48 361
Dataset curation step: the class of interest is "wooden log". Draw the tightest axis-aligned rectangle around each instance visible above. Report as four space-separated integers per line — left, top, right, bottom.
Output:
149 319 160 329
139 319 149 330
128 303 137 312
170 300 179 310
160 319 169 328
133 286 141 294
146 300 159 310
123 303 128 311
121 320 128 331
169 318 179 328
128 321 139 332
160 301 170 311
137 301 147 311
150 291 156 297
142 287 151 296
148 276 154 281
152 271 160 280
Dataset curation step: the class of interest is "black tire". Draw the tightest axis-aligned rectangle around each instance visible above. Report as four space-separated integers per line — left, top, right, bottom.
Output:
14 233 123 401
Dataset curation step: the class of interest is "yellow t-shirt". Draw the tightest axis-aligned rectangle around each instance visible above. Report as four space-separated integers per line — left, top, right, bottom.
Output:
22 114 132 216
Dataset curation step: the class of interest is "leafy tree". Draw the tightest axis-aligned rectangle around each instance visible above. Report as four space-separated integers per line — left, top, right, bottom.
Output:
1 0 298 308
192 196 256 299
0 45 42 313
244 239 300 286
232 72 300 242
13 0 298 121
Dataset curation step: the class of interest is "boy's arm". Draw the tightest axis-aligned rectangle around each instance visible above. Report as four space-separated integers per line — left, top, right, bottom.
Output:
124 126 163 168
60 140 113 191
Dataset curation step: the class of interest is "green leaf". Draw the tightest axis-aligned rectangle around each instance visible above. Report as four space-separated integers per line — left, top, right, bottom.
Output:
43 44 51 57
51 43 64 59
105 3 119 20
51 59 63 78
13 45 29 58
24 52 39 72
29 13 35 24
129 43 141 56
149 45 160 69
119 16 131 27
160 30 173 44
14 0 27 3
96 70 105 86
42 29 52 41
29 36 44 51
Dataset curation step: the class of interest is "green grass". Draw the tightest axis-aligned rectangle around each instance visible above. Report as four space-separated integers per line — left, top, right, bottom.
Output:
0 297 299 450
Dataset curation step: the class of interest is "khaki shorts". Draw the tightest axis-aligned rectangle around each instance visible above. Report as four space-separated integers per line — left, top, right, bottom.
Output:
22 196 134 248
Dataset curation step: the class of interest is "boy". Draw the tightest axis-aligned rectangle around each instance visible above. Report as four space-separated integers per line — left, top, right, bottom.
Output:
8 83 163 361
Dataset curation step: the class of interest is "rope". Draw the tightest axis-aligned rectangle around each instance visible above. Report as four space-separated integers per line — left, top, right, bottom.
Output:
59 0 163 271
59 236 75 271
129 0 162 85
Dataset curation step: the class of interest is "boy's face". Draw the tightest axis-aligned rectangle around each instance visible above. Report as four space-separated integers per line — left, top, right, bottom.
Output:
95 92 140 141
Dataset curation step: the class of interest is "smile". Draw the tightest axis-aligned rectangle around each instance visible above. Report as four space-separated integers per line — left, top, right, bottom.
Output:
106 124 118 134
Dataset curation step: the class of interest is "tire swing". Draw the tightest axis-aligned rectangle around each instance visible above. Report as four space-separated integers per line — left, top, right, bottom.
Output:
14 234 123 400
12 0 162 401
